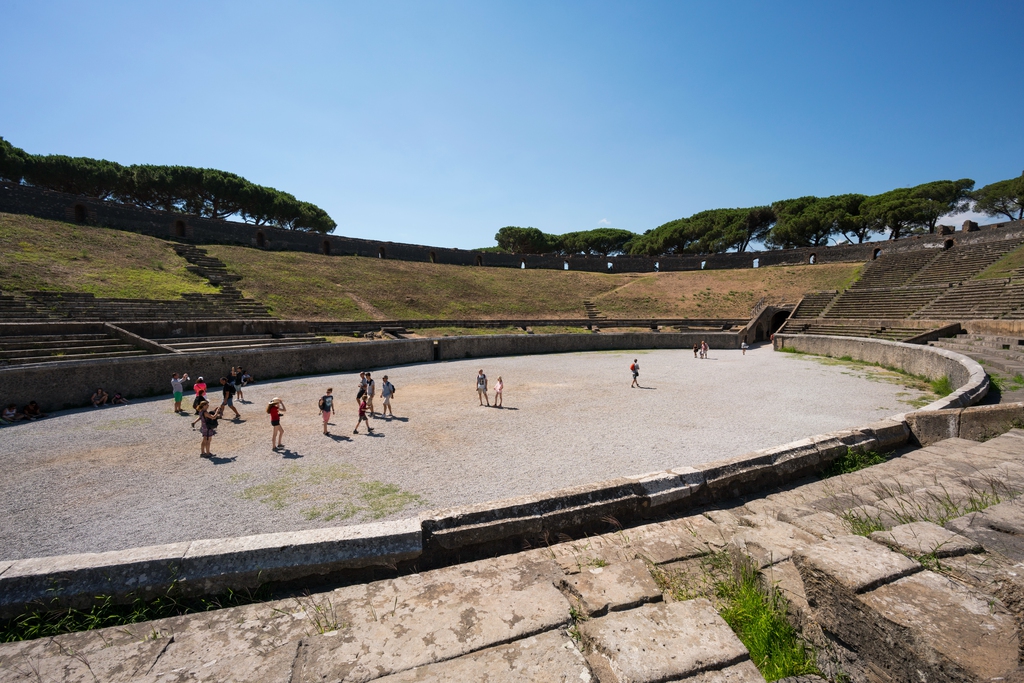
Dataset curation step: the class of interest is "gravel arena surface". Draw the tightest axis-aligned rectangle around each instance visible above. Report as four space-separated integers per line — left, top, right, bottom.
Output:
0 346 928 560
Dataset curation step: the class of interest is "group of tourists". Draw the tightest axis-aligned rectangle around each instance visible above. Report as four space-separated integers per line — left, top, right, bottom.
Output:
691 340 710 359
1 401 47 425
175 366 252 458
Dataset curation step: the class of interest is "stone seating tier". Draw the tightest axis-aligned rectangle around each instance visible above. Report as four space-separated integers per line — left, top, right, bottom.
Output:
23 292 273 321
154 333 329 352
0 332 150 366
823 285 947 319
782 320 925 341
787 291 838 320
850 248 941 289
911 279 1024 319
907 238 1023 285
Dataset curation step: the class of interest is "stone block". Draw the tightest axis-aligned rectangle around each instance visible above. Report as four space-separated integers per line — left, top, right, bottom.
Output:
869 521 982 558
288 554 572 682
959 403 1024 442
580 600 750 683
629 517 714 564
686 660 767 682
793 534 920 594
700 452 777 499
632 467 705 510
947 501 1024 561
729 519 820 568
906 408 962 446
860 570 1019 681
861 418 912 452
562 559 662 616
765 559 810 631
783 511 848 539
370 629 592 682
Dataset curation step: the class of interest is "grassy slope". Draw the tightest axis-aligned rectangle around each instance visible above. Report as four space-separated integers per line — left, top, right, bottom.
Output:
0 213 216 299
0 213 864 319
207 244 862 320
976 243 1024 279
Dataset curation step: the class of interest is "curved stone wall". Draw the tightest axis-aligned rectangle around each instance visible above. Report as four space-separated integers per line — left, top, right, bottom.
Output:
0 335 990 617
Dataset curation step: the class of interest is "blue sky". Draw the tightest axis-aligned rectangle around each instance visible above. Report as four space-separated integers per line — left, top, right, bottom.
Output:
2 1 1021 248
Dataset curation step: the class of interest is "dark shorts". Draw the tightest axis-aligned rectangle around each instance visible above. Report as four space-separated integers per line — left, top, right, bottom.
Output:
271 419 280 426
357 389 366 399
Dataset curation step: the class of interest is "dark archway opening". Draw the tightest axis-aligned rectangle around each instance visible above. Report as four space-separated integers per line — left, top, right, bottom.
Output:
808 253 817 265
770 310 789 334
256 231 266 248
943 239 954 251
429 251 436 264
322 240 331 255
872 248 881 260
475 255 483 266
175 220 186 238
73 204 87 223
379 247 386 259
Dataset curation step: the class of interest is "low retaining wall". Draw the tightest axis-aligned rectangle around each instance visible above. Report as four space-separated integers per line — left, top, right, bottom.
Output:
0 332 741 410
0 335 990 618
773 333 989 411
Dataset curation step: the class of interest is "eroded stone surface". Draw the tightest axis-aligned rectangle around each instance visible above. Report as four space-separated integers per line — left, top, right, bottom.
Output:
793 534 920 594
686 660 767 682
581 599 749 683
870 521 982 558
370 629 592 682
947 500 1024 561
861 570 1019 681
562 559 662 616
729 518 819 568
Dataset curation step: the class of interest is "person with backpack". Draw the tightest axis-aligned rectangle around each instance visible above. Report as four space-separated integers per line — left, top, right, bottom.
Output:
192 400 221 458
380 376 395 418
319 388 335 435
220 377 240 420
193 389 207 414
630 359 640 388
268 397 286 450
365 372 376 417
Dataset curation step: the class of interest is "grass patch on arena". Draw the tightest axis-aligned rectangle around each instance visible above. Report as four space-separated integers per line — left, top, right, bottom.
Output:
0 213 217 299
239 463 423 521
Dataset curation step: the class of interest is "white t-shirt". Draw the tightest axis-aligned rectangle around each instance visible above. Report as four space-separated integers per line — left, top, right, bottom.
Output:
477 374 487 390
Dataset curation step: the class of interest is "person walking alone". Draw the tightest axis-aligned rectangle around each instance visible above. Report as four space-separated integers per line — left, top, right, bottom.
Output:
220 377 240 420
365 372 376 417
354 396 374 434
171 372 190 413
630 359 640 388
268 397 286 450
476 369 489 406
319 388 335 435
380 376 396 418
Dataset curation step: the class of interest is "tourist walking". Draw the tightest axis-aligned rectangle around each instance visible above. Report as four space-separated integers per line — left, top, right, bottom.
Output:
366 372 376 417
630 360 640 388
268 397 286 450
477 369 489 406
230 366 245 401
701 340 709 359
356 372 367 405
741 338 749 355
220 377 240 419
693 342 700 358
381 375 396 418
493 376 503 408
192 400 220 458
319 388 335 434
354 396 374 434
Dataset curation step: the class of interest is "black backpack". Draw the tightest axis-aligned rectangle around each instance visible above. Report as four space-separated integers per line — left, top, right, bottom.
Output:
204 413 219 430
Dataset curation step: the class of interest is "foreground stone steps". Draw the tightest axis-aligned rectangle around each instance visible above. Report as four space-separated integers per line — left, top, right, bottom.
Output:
8 433 1024 681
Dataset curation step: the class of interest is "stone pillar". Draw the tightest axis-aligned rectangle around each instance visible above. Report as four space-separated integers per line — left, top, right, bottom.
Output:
962 220 980 232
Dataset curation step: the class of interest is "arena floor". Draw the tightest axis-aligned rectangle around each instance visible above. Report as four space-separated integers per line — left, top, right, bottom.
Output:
0 345 929 560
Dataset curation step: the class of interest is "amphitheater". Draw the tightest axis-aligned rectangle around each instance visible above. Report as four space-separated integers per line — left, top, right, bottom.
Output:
4 182 1024 682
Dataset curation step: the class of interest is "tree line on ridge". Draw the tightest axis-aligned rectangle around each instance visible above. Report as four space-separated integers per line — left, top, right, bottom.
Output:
0 137 336 234
494 174 1024 257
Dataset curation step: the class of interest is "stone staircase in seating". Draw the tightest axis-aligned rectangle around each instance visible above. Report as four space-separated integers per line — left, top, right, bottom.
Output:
0 292 58 323
850 248 941 289
6 431 1024 681
823 285 946 319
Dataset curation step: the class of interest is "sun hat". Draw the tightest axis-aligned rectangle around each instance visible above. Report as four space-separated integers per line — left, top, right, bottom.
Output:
270 397 281 404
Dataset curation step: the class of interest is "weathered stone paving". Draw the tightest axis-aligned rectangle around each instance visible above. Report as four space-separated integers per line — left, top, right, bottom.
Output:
6 431 1024 682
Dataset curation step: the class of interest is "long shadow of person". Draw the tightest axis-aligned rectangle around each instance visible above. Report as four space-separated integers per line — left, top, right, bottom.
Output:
208 455 237 464
281 449 304 459
326 433 352 442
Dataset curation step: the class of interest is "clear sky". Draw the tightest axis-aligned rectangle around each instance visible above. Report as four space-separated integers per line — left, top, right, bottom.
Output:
2 1 1021 249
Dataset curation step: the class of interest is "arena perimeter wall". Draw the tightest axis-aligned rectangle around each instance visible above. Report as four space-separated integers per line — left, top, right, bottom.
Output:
0 335 994 617
4 181 1024 272
0 332 739 410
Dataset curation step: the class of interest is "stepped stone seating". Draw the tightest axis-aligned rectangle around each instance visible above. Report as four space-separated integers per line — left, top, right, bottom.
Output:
912 279 1024 320
908 238 1023 285
850 248 940 289
788 291 837 320
172 244 244 289
783 320 924 341
154 333 328 352
0 333 149 366
0 292 57 322
823 285 945 319
931 333 1024 378
25 292 273 321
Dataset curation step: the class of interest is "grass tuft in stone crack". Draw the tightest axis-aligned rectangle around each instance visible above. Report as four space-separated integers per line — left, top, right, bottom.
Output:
820 449 889 479
1 581 272 643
